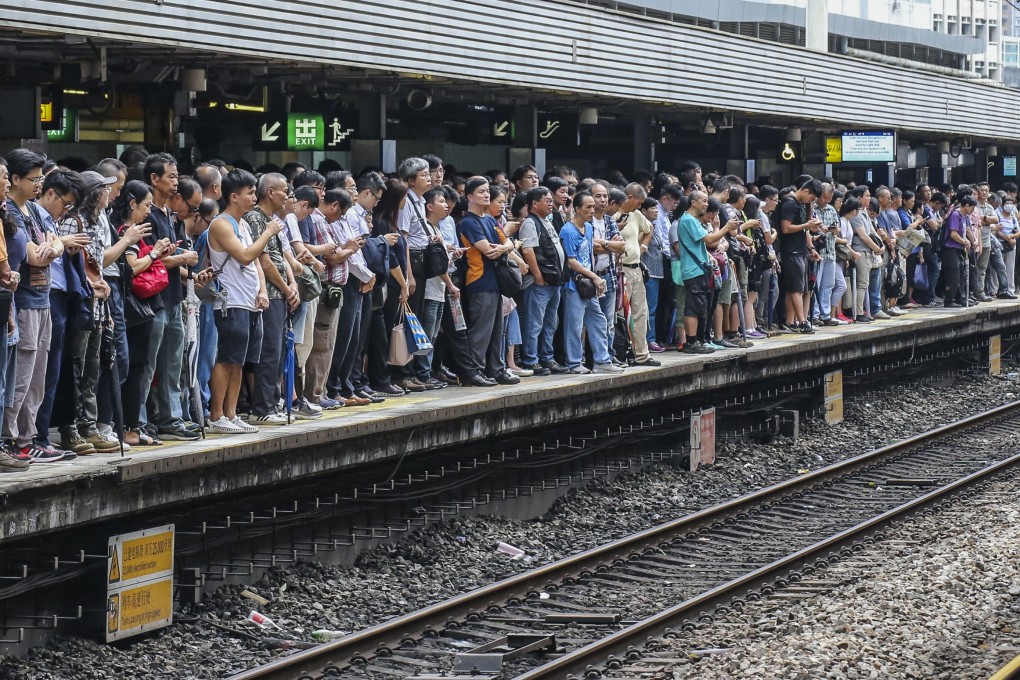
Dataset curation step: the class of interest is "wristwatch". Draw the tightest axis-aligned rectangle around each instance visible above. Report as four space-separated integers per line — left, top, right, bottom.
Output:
149 251 159 261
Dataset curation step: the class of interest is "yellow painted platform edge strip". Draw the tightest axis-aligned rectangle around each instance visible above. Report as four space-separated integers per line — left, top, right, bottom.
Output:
990 653 1020 680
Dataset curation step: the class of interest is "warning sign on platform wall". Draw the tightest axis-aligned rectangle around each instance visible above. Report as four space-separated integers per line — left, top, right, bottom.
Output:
107 525 175 642
824 370 844 425
689 407 717 472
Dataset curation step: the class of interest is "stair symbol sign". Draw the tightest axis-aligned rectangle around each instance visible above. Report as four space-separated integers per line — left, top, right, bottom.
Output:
108 549 120 583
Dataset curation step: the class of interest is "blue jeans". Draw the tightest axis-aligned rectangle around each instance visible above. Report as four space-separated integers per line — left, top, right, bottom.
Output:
598 274 616 358
521 284 560 366
815 259 836 320
563 288 611 367
154 303 185 428
644 277 660 343
868 267 882 315
198 303 217 413
419 299 444 379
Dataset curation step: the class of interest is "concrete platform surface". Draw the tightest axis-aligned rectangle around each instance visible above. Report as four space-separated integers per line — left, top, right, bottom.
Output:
1 300 1018 543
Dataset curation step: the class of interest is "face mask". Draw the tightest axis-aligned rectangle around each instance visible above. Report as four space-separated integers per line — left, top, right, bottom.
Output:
1005 205 1015 214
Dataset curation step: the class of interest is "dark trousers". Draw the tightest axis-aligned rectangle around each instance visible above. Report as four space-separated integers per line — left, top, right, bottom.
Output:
943 248 965 304
327 280 364 397
367 282 401 389
97 281 130 427
350 291 373 390
36 289 72 444
123 318 153 430
250 298 287 416
392 255 428 380
438 293 480 379
655 254 675 342
465 290 504 378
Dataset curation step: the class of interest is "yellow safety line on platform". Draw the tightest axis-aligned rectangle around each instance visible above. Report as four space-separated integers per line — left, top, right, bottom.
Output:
990 654 1020 680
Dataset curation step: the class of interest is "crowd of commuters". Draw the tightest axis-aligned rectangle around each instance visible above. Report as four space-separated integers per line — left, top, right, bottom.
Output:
0 145 1014 472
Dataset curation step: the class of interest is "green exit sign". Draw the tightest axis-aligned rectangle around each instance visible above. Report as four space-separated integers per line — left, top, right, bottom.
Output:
287 114 324 151
46 108 77 142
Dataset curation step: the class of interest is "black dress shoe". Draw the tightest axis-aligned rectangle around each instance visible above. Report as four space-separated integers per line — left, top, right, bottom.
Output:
423 377 447 390
525 363 551 376
374 384 406 395
355 390 385 403
494 371 521 385
463 374 497 387
539 360 568 374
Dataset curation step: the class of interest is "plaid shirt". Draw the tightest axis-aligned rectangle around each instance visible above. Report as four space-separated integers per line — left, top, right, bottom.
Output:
591 212 620 279
310 209 348 285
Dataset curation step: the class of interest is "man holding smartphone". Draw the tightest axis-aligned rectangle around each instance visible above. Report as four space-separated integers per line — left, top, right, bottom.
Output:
777 179 823 333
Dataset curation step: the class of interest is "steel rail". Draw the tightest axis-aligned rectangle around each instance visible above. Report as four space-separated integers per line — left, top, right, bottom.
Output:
517 450 1020 678
228 401 1020 680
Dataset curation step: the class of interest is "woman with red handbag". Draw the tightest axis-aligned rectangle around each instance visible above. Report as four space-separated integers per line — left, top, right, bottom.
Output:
111 180 171 446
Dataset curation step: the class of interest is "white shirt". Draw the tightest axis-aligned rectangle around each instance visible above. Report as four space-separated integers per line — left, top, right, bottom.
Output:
591 216 611 272
339 207 374 284
398 190 429 249
210 215 260 311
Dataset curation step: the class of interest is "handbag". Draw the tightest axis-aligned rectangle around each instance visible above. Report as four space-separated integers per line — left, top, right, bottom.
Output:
572 271 598 300
494 254 523 298
387 304 412 366
295 264 323 303
677 231 716 288
128 238 170 300
411 198 450 279
402 303 433 356
912 261 930 291
123 287 155 329
321 282 344 310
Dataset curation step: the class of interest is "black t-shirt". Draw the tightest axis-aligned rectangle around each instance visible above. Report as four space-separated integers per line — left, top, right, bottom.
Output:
147 204 183 307
776 198 808 257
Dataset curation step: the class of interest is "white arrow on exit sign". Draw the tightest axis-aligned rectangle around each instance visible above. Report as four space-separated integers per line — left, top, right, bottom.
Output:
261 122 281 142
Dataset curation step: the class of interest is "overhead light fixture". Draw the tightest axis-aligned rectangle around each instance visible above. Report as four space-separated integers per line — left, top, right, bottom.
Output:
63 89 88 96
786 127 802 142
579 107 598 125
407 89 433 111
937 140 951 154
987 145 999 157
702 117 717 135
224 102 265 113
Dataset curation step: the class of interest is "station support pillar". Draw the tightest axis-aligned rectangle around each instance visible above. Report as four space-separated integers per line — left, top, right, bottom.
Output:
352 93 387 173
508 104 539 176
634 115 654 174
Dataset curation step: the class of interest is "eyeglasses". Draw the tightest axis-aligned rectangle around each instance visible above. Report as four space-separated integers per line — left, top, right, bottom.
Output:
26 175 44 184
189 204 201 215
370 192 382 201
55 194 75 211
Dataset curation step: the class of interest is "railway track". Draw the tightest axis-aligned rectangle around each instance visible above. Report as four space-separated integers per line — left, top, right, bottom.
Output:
229 401 1020 680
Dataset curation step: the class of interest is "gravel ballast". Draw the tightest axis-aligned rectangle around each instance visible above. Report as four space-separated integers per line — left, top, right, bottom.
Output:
665 477 1020 680
1 371 1017 679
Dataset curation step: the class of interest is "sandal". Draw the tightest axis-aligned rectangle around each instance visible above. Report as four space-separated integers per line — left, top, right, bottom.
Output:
126 428 162 446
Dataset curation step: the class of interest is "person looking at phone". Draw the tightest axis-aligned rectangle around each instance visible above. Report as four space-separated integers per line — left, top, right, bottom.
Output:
207 169 280 434
142 153 202 442
3 153 70 463
677 191 737 354
777 178 823 333
330 171 387 405
243 173 298 425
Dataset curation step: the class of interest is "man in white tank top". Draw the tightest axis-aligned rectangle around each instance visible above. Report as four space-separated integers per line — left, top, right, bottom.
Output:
206 169 283 435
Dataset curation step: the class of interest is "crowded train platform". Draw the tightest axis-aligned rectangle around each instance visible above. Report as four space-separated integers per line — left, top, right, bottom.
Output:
0 147 1017 473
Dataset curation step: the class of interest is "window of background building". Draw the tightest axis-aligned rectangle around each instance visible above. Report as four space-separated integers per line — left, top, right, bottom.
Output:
1005 41 1020 66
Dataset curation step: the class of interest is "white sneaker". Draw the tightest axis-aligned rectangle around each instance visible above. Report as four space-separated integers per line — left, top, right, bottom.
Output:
249 412 289 425
593 362 624 374
231 416 259 433
209 417 244 434
566 365 591 374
